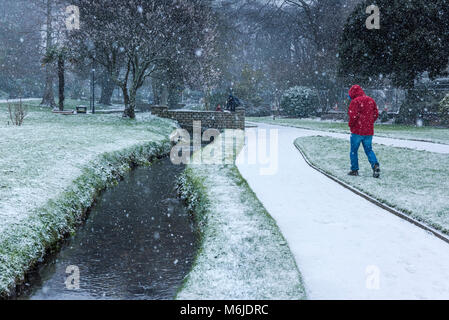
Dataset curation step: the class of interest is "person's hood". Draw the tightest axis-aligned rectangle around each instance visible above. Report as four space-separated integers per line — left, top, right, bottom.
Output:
349 85 366 99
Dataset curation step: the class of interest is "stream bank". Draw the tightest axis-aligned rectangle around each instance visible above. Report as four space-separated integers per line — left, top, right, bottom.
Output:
1 139 174 299
177 131 306 299
19 158 195 300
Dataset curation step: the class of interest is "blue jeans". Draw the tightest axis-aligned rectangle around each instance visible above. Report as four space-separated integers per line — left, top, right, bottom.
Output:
350 134 379 171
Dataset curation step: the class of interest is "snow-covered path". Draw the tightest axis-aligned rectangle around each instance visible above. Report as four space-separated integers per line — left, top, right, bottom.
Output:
236 123 449 299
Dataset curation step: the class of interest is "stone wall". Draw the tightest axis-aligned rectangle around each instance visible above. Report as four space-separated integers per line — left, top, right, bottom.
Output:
151 105 245 131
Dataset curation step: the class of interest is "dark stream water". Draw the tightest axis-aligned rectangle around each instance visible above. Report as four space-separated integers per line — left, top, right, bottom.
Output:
20 158 196 300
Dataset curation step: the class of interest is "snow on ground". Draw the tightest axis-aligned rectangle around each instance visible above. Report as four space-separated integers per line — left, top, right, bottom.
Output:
0 98 40 104
177 131 306 300
237 122 449 299
0 104 177 295
0 110 174 232
295 136 449 233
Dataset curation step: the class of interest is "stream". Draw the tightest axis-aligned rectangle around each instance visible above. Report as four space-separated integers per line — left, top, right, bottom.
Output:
19 158 196 300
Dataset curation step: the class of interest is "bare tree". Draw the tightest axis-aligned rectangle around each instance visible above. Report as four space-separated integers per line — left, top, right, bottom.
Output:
0 0 43 98
70 0 218 118
40 0 56 107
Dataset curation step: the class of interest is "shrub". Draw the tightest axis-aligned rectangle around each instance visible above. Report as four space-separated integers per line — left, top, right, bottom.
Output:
439 94 449 124
7 99 27 126
280 86 319 118
396 89 442 125
245 104 272 117
380 110 390 123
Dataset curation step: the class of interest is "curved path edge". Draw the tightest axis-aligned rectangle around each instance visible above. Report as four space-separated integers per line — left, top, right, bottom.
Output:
237 122 449 299
294 140 449 245
246 121 449 152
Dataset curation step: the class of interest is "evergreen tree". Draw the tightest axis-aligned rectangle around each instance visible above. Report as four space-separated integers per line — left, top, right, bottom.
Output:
338 0 449 88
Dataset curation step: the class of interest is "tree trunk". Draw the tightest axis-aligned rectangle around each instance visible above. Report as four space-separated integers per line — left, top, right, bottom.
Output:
124 86 136 119
151 76 164 105
58 55 64 111
41 70 55 107
121 84 135 119
161 85 168 106
168 82 182 109
204 88 211 111
40 0 55 107
99 73 114 105
121 84 129 107
71 77 83 100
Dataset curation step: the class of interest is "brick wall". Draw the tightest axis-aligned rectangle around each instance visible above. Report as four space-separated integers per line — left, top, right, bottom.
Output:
151 105 245 131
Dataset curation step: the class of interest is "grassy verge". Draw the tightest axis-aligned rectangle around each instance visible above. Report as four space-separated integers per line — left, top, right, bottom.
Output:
294 136 449 235
176 131 306 299
0 102 177 297
248 117 449 145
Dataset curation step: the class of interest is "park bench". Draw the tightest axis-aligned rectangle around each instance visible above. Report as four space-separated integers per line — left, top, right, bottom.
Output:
52 109 75 115
76 106 88 114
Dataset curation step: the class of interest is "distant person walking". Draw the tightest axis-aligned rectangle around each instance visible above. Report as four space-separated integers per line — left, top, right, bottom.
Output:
226 93 241 112
347 85 380 178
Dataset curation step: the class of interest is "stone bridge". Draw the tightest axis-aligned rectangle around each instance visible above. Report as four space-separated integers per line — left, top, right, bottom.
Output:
150 106 245 131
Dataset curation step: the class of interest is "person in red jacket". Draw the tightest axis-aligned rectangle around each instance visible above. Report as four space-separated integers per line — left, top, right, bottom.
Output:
347 85 380 178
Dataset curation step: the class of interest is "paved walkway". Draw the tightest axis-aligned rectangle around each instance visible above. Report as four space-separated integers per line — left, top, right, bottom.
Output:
236 122 449 299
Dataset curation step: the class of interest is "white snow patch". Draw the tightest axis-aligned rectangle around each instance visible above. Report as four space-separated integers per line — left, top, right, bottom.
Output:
237 123 449 299
177 131 305 300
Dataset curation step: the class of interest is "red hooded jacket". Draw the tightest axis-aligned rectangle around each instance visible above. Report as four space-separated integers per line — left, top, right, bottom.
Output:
348 85 379 136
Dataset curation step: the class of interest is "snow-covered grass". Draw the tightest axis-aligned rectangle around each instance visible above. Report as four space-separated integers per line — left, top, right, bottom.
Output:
22 99 123 111
177 131 306 300
294 136 449 234
248 117 449 145
0 102 177 297
0 98 40 104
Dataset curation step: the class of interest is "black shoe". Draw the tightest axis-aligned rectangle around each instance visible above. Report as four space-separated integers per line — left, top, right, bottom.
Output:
348 170 359 176
373 164 380 178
